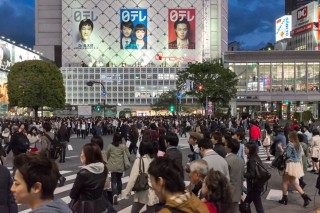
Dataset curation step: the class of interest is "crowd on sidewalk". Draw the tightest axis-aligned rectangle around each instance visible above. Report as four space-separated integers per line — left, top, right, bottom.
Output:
0 115 319 212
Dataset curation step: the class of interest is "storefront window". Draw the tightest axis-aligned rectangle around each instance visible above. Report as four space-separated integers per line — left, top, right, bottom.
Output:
271 63 282 92
307 62 319 91
230 63 247 92
283 63 294 92
247 63 258 91
295 63 306 92
259 63 271 92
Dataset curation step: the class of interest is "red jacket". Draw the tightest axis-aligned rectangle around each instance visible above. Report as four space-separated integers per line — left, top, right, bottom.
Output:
250 125 261 140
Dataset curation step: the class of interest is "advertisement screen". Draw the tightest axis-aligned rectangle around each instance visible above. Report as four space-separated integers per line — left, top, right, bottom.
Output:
291 1 317 30
168 9 196 49
275 15 292 42
73 9 99 50
61 0 204 67
120 9 148 50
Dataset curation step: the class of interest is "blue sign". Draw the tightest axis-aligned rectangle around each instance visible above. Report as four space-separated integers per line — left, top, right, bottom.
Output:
177 92 183 100
102 88 106 97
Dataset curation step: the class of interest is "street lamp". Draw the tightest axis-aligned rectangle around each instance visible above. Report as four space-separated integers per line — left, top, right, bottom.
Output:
86 81 106 117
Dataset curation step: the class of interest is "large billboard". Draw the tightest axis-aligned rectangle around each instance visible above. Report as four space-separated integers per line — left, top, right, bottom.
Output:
61 0 203 67
291 1 318 30
275 15 292 42
0 39 40 70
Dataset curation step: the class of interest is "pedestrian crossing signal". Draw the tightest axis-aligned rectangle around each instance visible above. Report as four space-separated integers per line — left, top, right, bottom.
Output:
169 105 174 112
96 104 101 112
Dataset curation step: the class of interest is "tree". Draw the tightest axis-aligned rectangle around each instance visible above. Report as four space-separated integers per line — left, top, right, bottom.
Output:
150 90 178 113
8 60 65 118
176 61 238 115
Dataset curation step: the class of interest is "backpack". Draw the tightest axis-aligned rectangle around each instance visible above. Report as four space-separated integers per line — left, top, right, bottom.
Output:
44 133 59 148
17 133 30 153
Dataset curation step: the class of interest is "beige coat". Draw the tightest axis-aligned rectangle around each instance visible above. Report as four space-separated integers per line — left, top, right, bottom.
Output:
123 155 159 206
106 144 130 173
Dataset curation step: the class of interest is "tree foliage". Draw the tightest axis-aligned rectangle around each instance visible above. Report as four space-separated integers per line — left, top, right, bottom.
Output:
150 90 178 111
176 61 238 110
8 60 65 117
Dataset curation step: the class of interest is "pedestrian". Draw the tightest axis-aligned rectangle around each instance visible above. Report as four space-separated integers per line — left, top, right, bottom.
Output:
11 153 71 213
148 157 209 213
243 142 265 213
57 123 69 163
225 137 245 212
123 141 159 212
106 132 130 205
201 169 233 213
278 131 312 207
164 131 183 170
0 164 18 213
69 143 108 213
186 159 208 198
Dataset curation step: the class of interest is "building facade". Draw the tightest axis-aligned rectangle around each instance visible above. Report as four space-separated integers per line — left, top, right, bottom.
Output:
224 51 320 119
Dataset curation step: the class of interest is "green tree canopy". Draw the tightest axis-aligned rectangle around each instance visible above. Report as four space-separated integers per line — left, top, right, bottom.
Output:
177 61 238 113
8 60 65 117
150 90 178 112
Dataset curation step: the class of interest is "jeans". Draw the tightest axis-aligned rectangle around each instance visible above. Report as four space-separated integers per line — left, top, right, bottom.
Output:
111 172 123 195
244 186 264 213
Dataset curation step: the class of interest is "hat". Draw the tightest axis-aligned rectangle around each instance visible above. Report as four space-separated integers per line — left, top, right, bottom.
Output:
189 132 203 140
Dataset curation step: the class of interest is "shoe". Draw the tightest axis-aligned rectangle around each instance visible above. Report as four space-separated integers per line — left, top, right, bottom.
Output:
58 176 66 187
266 157 270 161
278 195 288 205
113 195 118 205
310 169 316 173
314 172 319 175
301 193 312 207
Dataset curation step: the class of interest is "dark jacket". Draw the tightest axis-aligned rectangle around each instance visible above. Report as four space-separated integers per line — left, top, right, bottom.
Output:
0 166 18 213
244 155 264 190
165 146 183 169
213 142 226 158
70 163 108 213
57 130 69 143
6 132 25 156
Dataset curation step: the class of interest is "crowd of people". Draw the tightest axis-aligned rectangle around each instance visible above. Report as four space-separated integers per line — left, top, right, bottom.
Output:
0 115 318 212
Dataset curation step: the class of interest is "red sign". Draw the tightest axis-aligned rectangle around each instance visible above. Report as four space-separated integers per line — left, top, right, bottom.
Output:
290 23 313 36
297 6 308 20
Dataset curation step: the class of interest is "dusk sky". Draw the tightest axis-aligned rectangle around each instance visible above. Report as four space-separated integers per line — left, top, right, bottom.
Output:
0 0 284 50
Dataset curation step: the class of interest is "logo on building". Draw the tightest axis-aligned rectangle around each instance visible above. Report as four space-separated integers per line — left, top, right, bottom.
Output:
297 7 308 20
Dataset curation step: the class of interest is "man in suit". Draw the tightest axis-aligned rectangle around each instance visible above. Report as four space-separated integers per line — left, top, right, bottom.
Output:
225 137 245 212
168 18 195 49
164 132 183 170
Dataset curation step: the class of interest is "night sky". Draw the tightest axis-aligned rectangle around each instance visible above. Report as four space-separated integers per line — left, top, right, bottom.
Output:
0 0 284 50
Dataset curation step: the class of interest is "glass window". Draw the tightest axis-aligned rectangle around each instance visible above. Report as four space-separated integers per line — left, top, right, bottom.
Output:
246 63 258 92
283 63 294 92
295 63 306 92
271 63 282 92
231 63 246 92
259 63 271 92
307 63 319 91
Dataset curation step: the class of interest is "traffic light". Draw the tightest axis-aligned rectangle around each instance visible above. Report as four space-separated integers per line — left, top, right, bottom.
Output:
96 103 101 112
197 85 203 91
169 105 174 112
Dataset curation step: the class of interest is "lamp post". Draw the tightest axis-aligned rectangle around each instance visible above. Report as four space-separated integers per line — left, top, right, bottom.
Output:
86 81 106 117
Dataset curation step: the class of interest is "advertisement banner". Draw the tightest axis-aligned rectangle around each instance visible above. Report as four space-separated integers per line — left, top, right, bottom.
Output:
168 9 196 49
291 1 317 30
120 9 148 50
275 15 292 42
73 9 99 50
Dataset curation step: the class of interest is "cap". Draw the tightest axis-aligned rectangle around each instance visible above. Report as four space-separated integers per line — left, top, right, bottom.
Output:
189 132 203 140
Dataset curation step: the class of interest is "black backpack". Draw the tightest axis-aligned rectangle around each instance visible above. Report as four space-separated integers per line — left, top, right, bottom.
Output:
17 133 30 153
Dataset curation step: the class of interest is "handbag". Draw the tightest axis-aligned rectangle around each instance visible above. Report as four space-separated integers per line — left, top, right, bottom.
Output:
123 145 131 170
69 199 81 213
132 157 149 192
239 200 251 213
255 161 271 184
272 154 286 171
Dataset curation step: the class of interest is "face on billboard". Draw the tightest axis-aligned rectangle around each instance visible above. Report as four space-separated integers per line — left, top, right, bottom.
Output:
120 9 148 50
168 9 196 49
80 24 93 43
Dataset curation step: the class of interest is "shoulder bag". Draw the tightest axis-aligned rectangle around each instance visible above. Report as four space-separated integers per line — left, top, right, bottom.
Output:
132 157 149 192
122 144 131 170
271 154 286 171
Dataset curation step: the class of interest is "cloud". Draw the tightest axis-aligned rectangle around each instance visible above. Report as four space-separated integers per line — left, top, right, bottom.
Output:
229 0 284 50
0 0 34 48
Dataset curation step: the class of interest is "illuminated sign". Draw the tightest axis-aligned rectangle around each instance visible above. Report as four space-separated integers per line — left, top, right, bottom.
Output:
62 0 204 67
291 1 317 30
275 15 292 42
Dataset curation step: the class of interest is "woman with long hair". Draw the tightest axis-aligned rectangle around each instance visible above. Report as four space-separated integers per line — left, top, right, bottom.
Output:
128 124 139 154
243 142 265 213
69 143 108 213
106 133 130 205
123 141 158 212
278 131 311 207
201 169 233 213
